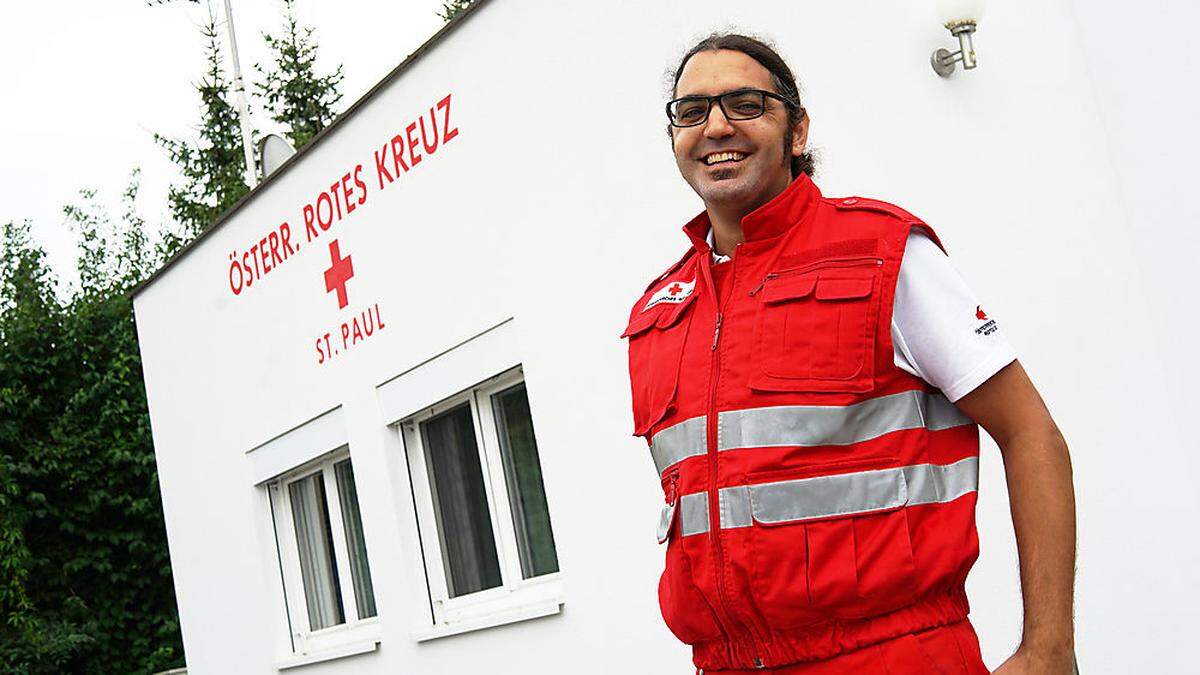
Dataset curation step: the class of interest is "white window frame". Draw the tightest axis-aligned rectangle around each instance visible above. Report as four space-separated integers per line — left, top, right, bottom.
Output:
268 447 381 656
399 366 563 630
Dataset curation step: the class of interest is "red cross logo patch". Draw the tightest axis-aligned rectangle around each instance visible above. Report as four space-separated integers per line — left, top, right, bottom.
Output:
644 277 695 310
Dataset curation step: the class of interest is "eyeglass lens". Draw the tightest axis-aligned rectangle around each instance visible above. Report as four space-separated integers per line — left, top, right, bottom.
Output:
671 91 767 126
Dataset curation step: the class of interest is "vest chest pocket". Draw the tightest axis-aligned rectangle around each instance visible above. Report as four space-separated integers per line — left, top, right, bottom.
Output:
621 291 698 437
749 258 883 393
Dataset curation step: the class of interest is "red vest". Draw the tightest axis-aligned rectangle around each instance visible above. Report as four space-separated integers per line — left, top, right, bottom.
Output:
621 174 981 670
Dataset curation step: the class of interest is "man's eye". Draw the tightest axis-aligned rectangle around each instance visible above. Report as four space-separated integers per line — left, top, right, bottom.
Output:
735 104 761 113
678 106 705 120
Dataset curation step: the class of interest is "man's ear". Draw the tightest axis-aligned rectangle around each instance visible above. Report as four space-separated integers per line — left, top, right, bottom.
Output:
791 110 810 158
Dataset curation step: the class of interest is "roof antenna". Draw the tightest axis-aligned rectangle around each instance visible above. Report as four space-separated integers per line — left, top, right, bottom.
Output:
222 0 259 188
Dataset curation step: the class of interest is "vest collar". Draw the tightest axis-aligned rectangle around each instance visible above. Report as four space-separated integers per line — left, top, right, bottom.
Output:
682 172 822 253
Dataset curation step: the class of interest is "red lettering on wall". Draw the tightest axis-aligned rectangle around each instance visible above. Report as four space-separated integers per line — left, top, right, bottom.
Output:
375 143 394 189
420 108 439 155
303 205 317 241
314 303 386 365
406 121 422 168
279 222 295 257
391 134 409 176
229 92 459 301
340 173 355 215
316 191 333 231
439 93 458 143
353 165 367 206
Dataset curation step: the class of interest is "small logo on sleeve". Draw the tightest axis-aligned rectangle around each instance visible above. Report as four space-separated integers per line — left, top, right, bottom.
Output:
974 305 998 335
644 278 695 310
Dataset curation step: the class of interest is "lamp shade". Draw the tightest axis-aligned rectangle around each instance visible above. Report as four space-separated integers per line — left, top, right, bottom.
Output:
936 0 986 27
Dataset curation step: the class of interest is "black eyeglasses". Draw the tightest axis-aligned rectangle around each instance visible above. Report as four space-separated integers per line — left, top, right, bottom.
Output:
665 88 800 128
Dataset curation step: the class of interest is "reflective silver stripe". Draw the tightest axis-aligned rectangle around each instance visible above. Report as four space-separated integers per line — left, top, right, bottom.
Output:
648 416 706 476
749 466 908 524
674 456 978 537
720 485 752 532
649 390 973 476
903 457 979 506
679 492 709 537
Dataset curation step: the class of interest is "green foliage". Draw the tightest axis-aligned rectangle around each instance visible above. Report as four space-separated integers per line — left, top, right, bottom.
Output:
0 174 183 674
155 9 249 241
255 0 345 150
438 0 474 22
0 2 346 670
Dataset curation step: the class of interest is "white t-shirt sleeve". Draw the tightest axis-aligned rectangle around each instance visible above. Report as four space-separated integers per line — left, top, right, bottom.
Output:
891 231 1017 402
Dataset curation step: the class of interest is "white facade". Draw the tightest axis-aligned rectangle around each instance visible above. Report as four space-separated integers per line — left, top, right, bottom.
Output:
132 1 1199 673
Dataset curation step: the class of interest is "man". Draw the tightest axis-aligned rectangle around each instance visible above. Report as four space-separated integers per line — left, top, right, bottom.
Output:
621 33 1076 674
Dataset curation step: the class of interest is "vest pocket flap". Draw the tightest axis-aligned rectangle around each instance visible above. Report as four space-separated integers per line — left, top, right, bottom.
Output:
762 274 817 304
814 275 874 301
621 287 697 337
656 289 698 328
747 465 909 527
620 309 660 338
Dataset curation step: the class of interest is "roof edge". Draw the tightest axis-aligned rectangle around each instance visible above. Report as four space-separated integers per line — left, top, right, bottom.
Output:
131 0 493 300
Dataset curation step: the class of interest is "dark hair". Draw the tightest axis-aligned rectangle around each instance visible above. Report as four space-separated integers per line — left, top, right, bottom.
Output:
667 32 815 177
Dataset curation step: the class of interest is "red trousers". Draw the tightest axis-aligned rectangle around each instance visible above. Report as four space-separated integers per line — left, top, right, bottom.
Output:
701 620 990 674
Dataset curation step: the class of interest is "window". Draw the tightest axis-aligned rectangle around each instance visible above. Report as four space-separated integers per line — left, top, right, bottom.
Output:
270 450 379 654
401 367 561 629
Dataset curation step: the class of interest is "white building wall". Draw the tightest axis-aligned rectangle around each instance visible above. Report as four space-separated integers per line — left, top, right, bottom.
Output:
132 1 1198 673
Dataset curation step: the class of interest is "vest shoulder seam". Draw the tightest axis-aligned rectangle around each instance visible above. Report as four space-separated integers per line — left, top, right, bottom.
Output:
827 196 925 224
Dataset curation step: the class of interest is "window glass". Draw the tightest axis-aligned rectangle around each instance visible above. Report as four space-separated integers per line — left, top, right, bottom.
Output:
288 473 345 630
420 402 502 597
492 383 559 578
334 459 377 619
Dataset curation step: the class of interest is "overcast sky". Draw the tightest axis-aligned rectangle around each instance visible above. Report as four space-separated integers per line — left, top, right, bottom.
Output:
1 0 448 284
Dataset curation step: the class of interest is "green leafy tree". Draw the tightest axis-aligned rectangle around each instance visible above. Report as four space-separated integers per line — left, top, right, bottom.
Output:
438 0 474 22
155 9 249 241
0 3 346 670
256 0 344 150
0 219 93 673
0 173 183 674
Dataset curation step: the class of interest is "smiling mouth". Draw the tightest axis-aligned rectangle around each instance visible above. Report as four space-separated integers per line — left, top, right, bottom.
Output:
702 151 749 166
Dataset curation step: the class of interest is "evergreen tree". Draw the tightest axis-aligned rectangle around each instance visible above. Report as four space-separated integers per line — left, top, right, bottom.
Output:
438 0 474 22
255 0 344 150
155 9 248 242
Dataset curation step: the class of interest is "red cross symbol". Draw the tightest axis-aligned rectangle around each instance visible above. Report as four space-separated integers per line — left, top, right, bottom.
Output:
668 283 683 296
324 240 354 309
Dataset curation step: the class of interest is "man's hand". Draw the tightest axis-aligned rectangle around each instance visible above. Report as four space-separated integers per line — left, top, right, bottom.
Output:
992 643 1077 674
955 360 1077 673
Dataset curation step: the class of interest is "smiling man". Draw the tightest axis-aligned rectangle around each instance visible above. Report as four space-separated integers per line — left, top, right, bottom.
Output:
621 33 1077 674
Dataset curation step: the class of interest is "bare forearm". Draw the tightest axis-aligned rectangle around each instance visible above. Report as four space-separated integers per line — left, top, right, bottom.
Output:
999 422 1076 655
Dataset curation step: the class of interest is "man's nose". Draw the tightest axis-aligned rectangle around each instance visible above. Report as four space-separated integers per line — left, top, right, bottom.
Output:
703 102 736 139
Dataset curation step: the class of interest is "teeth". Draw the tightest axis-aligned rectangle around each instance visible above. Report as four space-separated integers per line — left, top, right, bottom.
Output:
704 151 746 165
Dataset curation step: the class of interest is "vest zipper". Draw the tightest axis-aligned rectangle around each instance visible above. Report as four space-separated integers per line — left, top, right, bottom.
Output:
699 248 766 666
748 256 884 297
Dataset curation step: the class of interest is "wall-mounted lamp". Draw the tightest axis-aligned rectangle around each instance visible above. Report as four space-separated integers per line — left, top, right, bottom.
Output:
931 0 986 77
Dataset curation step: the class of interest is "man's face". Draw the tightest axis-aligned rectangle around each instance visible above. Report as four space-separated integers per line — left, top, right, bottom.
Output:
670 49 808 214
